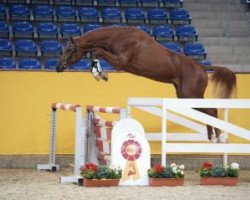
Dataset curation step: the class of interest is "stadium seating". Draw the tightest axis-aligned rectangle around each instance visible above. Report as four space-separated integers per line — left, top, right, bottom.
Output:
160 41 181 53
199 59 212 66
0 21 9 37
125 8 146 24
136 24 151 35
83 23 102 33
56 6 77 22
183 42 207 60
53 0 72 5
37 22 58 39
0 57 16 69
30 0 50 4
44 58 58 70
140 0 159 8
147 8 168 24
118 0 140 7
97 0 116 6
75 0 94 6
60 23 82 38
40 40 63 57
0 4 6 19
12 21 34 38
0 38 12 56
69 59 91 70
15 39 37 57
19 58 41 70
102 7 122 24
169 8 192 24
9 4 30 20
99 59 114 70
153 25 175 41
163 0 183 8
79 7 99 23
176 24 198 41
33 5 54 21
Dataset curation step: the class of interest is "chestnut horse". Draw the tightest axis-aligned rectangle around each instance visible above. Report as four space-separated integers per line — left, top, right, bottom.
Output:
56 26 236 140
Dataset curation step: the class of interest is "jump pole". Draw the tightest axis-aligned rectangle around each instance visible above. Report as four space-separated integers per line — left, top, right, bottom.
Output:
37 103 86 185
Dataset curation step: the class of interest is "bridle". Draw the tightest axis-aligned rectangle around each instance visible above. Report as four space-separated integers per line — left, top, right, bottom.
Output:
61 43 78 69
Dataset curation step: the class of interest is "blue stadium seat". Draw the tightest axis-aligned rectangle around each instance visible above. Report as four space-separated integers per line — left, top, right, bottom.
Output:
69 59 91 70
0 21 9 37
118 0 140 7
125 8 146 24
200 60 212 66
140 0 159 7
53 0 72 5
99 59 114 71
41 40 63 57
45 58 58 70
97 0 116 6
136 24 151 35
153 25 174 41
147 8 168 24
176 25 198 41
163 0 183 7
37 22 58 39
19 58 41 70
102 7 122 24
0 57 16 69
7 0 26 3
0 4 6 19
75 0 94 6
160 41 181 53
79 7 99 23
33 5 53 21
83 23 102 33
56 6 77 22
0 38 12 56
183 42 207 60
61 23 82 38
9 4 30 20
169 8 191 24
13 22 34 38
15 39 37 57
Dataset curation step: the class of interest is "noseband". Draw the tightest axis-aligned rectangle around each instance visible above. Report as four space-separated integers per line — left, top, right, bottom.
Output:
62 43 78 69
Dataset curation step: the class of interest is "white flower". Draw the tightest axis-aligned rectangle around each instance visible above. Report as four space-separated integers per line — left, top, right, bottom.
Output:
172 166 177 173
179 164 185 170
180 171 184 175
170 163 177 167
230 163 239 170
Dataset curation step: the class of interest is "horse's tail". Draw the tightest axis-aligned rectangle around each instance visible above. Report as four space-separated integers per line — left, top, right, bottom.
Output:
209 66 237 98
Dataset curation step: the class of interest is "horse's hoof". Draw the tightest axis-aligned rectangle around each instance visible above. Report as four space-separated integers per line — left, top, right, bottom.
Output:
101 72 109 81
210 134 217 143
93 74 101 81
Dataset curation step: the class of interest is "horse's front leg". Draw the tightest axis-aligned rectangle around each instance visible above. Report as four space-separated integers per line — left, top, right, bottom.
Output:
90 59 108 81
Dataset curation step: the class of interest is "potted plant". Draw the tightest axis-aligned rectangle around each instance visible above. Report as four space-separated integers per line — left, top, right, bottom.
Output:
148 163 185 186
199 162 239 186
81 163 122 187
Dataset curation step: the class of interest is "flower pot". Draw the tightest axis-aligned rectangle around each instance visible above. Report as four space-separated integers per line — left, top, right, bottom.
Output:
83 179 120 187
200 177 238 186
149 178 184 187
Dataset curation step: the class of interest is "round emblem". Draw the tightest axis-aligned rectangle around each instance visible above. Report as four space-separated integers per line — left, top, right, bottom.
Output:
121 139 142 161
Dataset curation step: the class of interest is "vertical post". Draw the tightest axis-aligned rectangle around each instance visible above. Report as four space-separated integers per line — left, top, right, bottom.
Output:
226 0 230 37
223 108 229 167
161 99 167 167
49 108 57 166
74 107 84 177
120 108 127 119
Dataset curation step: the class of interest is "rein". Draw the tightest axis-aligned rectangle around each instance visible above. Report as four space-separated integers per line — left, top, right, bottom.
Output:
62 44 78 69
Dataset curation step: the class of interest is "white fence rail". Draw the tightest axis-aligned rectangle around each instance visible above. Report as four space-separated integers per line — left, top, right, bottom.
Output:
127 98 250 166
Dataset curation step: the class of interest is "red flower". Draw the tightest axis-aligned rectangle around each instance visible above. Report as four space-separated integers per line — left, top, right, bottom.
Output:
202 162 213 169
154 163 164 173
85 163 98 172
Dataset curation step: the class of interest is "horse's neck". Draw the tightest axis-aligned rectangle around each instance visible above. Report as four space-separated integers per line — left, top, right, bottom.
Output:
78 30 113 49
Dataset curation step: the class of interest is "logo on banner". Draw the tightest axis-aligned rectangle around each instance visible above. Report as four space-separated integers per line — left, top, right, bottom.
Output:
120 134 142 181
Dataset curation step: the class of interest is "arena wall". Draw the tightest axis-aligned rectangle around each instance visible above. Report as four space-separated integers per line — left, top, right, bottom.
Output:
0 71 249 158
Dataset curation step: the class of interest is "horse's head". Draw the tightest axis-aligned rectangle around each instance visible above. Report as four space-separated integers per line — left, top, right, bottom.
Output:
56 36 85 72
